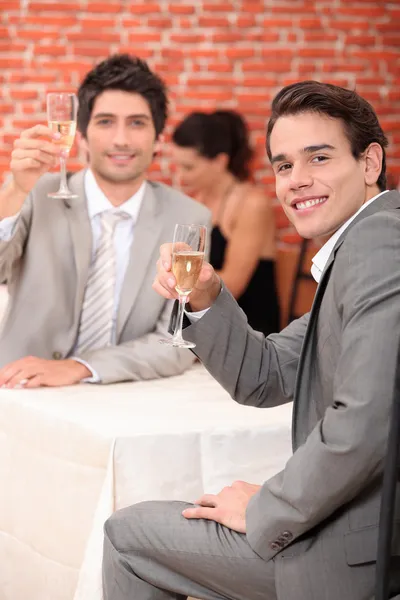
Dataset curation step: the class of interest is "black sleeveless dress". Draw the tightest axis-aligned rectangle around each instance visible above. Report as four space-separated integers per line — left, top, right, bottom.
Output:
210 225 281 335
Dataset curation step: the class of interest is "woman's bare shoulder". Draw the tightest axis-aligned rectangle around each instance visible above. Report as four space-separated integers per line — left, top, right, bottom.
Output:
238 182 273 212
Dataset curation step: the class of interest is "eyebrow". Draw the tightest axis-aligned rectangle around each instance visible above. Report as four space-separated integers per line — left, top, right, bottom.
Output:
93 112 151 120
270 144 336 165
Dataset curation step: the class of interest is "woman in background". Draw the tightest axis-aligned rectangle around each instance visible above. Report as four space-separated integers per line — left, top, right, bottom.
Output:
171 110 280 335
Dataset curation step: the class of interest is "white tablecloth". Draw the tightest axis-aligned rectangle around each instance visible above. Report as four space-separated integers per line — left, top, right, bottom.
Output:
0 362 292 600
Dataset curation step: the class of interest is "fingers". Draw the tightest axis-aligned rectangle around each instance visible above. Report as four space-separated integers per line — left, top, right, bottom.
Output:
152 278 177 300
10 157 45 172
0 360 23 386
173 241 191 253
2 366 40 388
231 480 246 488
24 374 43 388
12 131 61 172
10 125 61 179
0 357 41 388
195 263 216 288
153 250 179 300
0 367 23 387
194 494 218 507
11 147 58 167
14 137 61 156
20 124 55 140
159 243 173 271
154 244 218 307
14 137 60 151
182 505 219 521
182 494 219 520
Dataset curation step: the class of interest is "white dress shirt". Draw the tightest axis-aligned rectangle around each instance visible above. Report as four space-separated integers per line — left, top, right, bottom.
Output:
0 213 20 241
188 189 390 323
0 169 146 380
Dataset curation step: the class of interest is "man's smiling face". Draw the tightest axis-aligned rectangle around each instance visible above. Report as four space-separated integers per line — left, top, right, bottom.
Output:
270 111 375 239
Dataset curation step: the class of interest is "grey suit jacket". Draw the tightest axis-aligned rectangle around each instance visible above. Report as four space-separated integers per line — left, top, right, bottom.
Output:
184 190 400 598
0 170 211 383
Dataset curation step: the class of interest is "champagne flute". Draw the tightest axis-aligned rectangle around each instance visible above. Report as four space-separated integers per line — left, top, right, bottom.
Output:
160 224 207 349
46 92 78 198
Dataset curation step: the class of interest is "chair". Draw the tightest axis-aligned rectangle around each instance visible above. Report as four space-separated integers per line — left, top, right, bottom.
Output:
286 237 316 324
276 238 317 329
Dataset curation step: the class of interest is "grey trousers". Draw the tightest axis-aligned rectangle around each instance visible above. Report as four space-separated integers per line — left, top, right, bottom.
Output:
102 500 277 600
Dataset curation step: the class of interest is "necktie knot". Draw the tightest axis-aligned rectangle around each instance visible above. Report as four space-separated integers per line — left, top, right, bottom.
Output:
100 210 130 234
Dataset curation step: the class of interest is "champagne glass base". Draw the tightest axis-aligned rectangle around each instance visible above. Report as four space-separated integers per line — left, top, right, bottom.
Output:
48 191 78 199
159 338 196 349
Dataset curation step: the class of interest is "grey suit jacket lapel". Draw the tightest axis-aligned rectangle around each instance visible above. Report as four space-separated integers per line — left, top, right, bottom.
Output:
333 189 400 253
63 169 92 319
291 258 333 449
117 182 164 337
292 190 400 449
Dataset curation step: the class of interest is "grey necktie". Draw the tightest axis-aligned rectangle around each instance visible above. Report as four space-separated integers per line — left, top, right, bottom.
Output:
76 211 129 354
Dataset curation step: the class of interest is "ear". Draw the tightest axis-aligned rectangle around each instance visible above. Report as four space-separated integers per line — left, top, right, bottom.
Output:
363 142 383 186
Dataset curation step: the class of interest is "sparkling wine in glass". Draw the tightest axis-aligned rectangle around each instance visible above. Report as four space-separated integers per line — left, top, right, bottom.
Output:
160 224 207 349
47 92 78 198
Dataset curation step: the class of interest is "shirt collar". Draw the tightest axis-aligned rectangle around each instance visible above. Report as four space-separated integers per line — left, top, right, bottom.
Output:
84 168 146 223
311 190 390 283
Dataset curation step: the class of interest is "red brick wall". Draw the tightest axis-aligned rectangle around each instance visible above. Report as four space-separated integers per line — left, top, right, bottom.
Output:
1 0 400 244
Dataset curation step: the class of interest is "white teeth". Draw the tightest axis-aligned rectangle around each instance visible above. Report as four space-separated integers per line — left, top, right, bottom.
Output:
111 155 132 160
296 197 327 210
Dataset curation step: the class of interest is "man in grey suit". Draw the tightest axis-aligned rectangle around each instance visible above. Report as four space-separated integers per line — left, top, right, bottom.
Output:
0 54 210 387
103 81 400 598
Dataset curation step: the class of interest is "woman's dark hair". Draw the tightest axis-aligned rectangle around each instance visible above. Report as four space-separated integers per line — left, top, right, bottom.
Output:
266 80 388 191
77 54 168 138
172 110 254 181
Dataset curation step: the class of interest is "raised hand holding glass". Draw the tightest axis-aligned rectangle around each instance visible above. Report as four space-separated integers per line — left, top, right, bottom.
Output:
160 224 207 349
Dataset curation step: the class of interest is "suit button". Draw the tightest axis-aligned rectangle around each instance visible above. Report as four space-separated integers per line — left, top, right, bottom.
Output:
270 542 281 551
281 531 293 542
52 351 62 360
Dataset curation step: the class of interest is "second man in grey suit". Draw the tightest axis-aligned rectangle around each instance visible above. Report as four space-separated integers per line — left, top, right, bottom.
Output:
103 82 400 599
0 54 210 387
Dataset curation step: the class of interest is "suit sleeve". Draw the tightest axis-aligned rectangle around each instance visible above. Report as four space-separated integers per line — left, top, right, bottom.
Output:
181 284 309 408
246 211 400 560
75 303 196 385
0 198 32 282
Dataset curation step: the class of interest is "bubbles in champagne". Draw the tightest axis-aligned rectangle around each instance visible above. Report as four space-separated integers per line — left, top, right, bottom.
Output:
172 251 204 294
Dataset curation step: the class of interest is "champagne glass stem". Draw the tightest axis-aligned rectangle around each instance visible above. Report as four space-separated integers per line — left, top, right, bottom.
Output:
57 153 69 195
172 293 189 344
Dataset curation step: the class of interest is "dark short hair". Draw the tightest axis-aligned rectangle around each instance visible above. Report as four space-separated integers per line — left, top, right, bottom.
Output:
172 110 254 181
266 80 388 191
77 54 168 138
